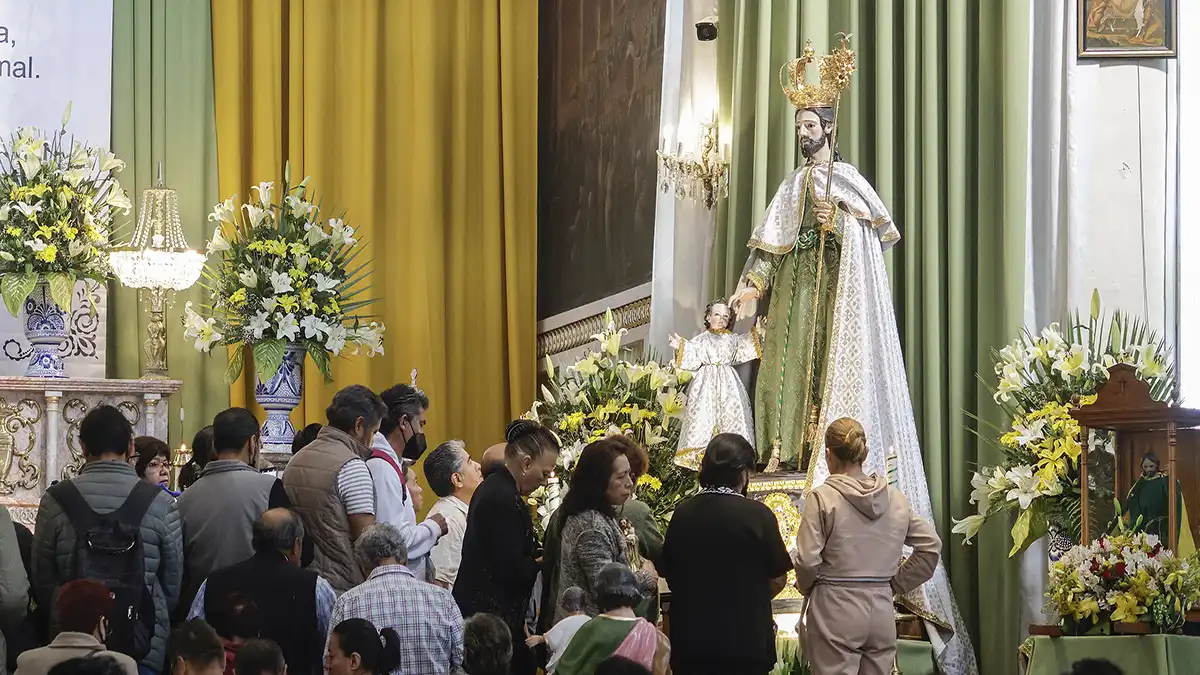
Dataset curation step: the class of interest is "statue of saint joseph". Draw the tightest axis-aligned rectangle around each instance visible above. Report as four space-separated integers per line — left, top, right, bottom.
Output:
730 41 979 674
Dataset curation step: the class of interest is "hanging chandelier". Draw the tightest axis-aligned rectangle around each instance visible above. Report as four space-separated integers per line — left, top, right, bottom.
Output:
109 166 205 377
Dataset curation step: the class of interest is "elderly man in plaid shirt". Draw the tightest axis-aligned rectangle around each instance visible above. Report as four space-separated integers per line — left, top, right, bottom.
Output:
329 522 464 674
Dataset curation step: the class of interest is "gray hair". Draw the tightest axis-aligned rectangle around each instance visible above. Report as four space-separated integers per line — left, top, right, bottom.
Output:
425 440 468 498
251 509 305 553
559 586 586 614
354 522 409 569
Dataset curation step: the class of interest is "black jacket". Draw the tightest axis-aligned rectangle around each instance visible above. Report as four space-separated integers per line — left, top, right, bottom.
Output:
205 550 322 675
453 468 539 627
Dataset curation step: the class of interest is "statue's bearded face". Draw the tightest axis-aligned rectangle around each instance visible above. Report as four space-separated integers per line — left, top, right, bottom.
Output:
796 109 831 159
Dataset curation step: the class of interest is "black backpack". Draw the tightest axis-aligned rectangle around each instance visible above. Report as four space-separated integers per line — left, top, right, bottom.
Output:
48 480 161 660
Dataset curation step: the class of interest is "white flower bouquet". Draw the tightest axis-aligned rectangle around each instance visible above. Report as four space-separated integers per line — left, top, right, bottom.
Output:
954 292 1175 555
186 164 384 382
0 104 130 314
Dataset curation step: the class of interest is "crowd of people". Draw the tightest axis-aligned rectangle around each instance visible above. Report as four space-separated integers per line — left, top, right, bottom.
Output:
0 382 1132 675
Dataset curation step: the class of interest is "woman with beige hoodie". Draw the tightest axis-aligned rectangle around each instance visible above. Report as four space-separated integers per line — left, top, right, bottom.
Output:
793 418 941 675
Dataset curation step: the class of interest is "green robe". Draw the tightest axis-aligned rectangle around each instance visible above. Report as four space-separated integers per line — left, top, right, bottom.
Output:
745 168 842 470
1123 474 1184 542
554 615 669 675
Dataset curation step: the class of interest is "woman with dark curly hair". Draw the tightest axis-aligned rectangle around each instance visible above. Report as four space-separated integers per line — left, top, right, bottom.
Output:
553 436 656 624
133 436 175 495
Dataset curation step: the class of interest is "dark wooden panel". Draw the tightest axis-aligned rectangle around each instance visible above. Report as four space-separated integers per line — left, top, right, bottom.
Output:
537 0 666 320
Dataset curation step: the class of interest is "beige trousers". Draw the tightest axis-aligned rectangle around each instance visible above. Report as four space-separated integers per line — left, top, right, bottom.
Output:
803 582 897 675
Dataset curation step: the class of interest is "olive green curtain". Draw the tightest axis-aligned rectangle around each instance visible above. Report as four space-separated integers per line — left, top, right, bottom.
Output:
109 0 228 445
713 2 1029 672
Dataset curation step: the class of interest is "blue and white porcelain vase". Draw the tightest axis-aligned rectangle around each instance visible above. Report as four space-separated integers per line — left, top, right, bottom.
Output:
23 279 69 378
255 342 305 456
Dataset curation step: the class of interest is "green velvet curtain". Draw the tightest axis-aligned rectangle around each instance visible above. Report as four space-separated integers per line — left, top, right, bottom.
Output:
109 0 228 445
713 2 1029 672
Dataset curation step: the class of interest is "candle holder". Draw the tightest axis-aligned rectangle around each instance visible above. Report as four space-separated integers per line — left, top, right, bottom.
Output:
656 114 730 210
170 442 192 492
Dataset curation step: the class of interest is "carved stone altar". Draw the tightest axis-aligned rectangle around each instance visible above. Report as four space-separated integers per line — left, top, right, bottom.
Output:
0 377 182 526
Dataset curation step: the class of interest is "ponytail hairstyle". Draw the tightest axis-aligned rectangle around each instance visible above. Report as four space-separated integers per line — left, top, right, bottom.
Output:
825 417 869 464
330 619 402 675
504 419 561 461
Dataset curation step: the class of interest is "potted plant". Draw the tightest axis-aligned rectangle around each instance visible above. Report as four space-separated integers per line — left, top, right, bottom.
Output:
0 104 130 377
186 164 384 454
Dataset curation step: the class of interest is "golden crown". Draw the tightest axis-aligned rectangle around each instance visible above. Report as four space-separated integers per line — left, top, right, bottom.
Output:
779 34 857 110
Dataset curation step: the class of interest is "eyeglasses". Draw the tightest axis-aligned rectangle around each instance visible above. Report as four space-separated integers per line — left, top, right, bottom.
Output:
146 459 168 471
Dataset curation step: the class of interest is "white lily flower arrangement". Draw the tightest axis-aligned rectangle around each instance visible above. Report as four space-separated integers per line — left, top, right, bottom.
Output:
955 291 1176 556
186 163 384 383
523 309 693 530
0 103 130 315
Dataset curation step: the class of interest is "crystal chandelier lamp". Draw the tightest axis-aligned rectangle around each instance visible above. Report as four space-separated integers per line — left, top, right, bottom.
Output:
656 113 730 210
109 167 205 378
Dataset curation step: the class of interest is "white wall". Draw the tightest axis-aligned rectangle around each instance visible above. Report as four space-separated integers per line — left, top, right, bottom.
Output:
647 0 721 354
1025 0 1177 629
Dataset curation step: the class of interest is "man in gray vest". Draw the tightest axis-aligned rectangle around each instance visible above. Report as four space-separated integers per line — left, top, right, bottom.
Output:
177 408 289 615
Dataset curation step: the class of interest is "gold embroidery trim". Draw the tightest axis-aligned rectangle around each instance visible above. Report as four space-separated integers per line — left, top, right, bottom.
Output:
751 321 764 359
673 446 705 471
674 340 686 369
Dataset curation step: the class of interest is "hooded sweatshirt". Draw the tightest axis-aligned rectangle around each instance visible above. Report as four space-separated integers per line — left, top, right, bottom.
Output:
793 473 941 595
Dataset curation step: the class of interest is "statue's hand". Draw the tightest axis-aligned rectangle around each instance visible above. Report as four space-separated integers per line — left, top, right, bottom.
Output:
814 200 835 227
668 333 682 350
730 286 760 320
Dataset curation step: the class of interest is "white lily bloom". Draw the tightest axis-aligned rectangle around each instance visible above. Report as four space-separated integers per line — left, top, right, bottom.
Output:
209 197 238 224
329 218 357 247
951 514 987 544
269 270 293 295
1052 344 1090 380
325 324 349 355
304 221 329 246
253 181 274 206
106 191 133 214
1004 465 1042 510
96 149 125 173
182 302 223 352
243 204 270 229
275 312 300 341
300 314 328 339
206 227 231 255
247 310 271 340
284 195 316 219
16 154 41 181
312 273 339 294
993 363 1023 403
351 322 385 356
13 202 41 220
262 296 278 313
1012 418 1047 446
968 471 993 509
295 254 309 271
238 269 259 289
24 239 46 253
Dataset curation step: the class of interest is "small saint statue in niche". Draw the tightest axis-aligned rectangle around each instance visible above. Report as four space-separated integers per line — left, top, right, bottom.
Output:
1118 451 1195 553
668 299 761 471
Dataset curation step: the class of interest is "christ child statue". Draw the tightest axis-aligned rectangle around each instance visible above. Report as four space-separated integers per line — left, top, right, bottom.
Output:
668 299 761 470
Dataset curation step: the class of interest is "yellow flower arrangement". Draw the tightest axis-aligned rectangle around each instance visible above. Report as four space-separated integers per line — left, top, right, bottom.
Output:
1046 528 1200 633
525 310 694 529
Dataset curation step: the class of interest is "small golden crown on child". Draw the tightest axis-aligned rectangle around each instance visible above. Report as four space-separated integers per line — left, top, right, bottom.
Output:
779 34 857 110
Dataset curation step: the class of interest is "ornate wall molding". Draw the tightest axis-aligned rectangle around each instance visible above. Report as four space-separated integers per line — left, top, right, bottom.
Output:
537 289 652 358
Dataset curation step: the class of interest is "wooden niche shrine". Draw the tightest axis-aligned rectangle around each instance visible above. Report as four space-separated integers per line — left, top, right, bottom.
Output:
1072 363 1200 552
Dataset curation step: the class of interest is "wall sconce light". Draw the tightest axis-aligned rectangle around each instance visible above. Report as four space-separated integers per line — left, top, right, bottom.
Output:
656 113 729 210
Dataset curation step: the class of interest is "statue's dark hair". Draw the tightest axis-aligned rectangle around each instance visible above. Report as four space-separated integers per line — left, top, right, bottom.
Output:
798 106 842 162
703 299 732 330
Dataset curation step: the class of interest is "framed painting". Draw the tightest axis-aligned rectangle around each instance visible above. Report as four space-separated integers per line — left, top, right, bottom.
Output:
1079 0 1177 58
